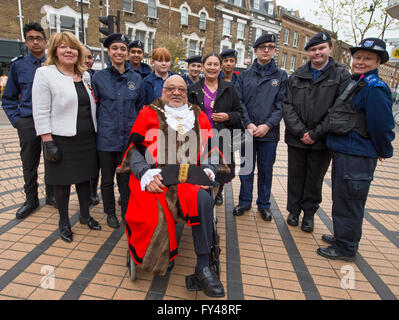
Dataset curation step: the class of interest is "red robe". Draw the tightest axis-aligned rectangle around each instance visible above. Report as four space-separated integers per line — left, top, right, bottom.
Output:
121 102 217 275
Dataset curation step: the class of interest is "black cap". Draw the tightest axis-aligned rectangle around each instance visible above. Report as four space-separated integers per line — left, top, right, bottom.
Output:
128 40 144 51
253 34 276 48
350 38 389 64
186 55 202 64
220 49 237 59
305 32 331 51
103 33 129 49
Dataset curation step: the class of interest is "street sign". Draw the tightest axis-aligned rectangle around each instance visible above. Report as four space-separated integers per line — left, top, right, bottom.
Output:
390 47 399 62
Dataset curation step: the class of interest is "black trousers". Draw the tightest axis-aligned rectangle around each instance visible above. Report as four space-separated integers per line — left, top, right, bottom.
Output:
191 189 214 271
98 151 130 218
331 152 377 256
287 146 331 217
16 117 53 199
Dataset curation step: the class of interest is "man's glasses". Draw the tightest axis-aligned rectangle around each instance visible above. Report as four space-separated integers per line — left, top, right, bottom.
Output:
26 36 45 42
163 86 187 94
257 45 276 52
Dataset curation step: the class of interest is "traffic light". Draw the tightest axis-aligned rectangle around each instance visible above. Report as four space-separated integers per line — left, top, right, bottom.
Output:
99 15 114 43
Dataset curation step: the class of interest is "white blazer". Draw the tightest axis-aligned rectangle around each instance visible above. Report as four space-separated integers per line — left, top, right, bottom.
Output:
32 65 97 136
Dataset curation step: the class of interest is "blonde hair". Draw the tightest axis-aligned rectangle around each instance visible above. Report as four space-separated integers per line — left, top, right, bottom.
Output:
45 32 86 75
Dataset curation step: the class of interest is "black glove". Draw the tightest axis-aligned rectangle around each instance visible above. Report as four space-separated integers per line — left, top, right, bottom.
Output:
43 140 61 162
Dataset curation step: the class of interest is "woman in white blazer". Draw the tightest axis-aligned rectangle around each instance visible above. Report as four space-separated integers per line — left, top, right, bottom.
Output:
32 32 101 243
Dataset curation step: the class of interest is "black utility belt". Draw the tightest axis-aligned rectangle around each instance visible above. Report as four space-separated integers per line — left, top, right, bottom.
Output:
160 164 217 187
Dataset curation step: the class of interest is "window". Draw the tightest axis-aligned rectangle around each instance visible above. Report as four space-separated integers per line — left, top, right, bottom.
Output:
136 30 145 43
237 22 245 40
302 58 307 65
255 28 262 40
199 12 206 30
148 0 157 18
60 16 75 33
234 0 241 6
290 55 296 71
236 46 244 66
188 40 197 57
254 0 260 10
126 21 156 54
123 0 133 11
304 35 309 49
283 29 290 44
181 7 188 26
268 3 274 15
223 19 231 36
281 53 287 69
293 32 298 47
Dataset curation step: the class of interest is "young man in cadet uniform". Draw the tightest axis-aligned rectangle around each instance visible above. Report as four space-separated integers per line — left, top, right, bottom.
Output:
219 49 238 85
182 55 202 86
233 34 287 221
283 32 351 233
128 40 152 79
2 22 56 219
318 38 395 261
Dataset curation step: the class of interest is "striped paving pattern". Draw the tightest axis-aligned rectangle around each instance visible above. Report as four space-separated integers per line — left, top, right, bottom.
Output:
0 124 398 300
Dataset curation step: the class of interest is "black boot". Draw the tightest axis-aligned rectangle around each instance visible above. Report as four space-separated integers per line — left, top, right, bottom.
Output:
45 184 57 208
16 193 39 219
215 190 223 206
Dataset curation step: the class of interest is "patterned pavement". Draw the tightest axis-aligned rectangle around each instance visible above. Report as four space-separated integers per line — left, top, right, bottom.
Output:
0 122 398 301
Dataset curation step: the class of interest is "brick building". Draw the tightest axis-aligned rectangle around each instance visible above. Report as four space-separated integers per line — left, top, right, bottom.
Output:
276 7 337 75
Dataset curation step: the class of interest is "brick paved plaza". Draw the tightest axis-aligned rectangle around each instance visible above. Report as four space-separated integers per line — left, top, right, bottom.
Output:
0 122 398 300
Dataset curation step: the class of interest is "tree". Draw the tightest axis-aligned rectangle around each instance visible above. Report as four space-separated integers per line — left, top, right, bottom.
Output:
313 0 399 45
156 36 187 74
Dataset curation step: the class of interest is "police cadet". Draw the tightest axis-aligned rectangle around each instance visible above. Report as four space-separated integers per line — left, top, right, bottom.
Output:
128 40 152 79
233 34 288 221
318 38 395 261
182 55 202 86
2 22 56 219
219 49 238 85
283 32 351 233
92 33 145 228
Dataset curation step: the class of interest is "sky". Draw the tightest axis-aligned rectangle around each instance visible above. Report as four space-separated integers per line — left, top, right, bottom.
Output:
275 0 398 44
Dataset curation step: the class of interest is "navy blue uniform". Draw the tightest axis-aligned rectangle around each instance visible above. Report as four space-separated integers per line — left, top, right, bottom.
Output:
2 53 54 204
235 59 287 209
92 61 145 219
142 71 174 106
219 71 238 85
130 62 152 79
326 70 395 256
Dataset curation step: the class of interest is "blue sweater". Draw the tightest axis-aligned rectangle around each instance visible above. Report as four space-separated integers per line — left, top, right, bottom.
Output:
326 69 395 159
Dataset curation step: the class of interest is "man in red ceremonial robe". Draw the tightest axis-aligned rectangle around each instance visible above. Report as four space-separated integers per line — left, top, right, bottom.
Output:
119 75 226 298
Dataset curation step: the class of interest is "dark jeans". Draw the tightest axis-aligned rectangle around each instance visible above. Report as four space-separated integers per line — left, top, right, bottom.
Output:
98 151 130 218
331 152 377 256
16 116 53 199
287 146 331 217
238 140 277 209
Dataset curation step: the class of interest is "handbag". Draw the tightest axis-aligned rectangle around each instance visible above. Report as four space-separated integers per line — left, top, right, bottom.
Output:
232 121 253 152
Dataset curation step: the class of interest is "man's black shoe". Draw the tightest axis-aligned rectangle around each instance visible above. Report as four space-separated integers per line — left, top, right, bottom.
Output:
107 214 120 229
195 266 225 298
215 192 223 206
89 194 100 206
232 205 251 216
259 208 272 221
322 234 336 245
16 199 39 219
317 246 356 262
287 212 300 226
59 226 73 243
79 215 101 230
301 216 314 233
45 195 57 208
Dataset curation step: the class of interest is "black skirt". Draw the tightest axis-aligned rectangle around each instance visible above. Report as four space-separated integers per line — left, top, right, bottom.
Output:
44 81 98 186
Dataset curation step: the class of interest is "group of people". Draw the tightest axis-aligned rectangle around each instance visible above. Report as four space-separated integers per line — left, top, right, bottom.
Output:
2 21 395 298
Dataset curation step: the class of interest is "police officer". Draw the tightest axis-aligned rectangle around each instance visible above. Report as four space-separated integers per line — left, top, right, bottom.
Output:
92 33 145 228
219 49 238 85
318 38 395 261
233 34 288 221
128 40 152 79
283 32 351 233
182 55 202 86
2 22 56 219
